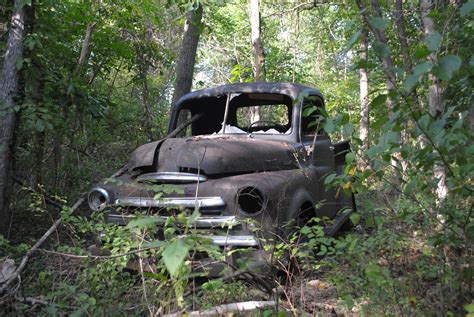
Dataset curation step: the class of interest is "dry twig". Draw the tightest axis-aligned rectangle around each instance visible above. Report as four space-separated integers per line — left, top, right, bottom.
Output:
163 300 277 317
0 198 85 296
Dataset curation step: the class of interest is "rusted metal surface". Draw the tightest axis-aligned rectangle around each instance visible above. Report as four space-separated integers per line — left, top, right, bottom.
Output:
87 82 356 248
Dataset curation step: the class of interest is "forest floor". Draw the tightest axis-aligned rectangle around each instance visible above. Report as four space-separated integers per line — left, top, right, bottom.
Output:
0 188 470 316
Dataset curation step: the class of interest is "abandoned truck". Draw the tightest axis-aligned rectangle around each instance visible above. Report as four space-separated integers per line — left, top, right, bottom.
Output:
87 82 356 249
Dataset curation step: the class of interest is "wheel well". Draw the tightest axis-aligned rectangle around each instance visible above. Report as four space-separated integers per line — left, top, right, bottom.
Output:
298 201 316 224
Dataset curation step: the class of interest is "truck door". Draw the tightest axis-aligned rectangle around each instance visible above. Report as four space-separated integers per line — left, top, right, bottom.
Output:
301 96 337 218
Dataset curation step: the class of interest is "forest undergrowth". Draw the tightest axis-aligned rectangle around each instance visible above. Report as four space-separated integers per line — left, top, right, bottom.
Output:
1 0 473 316
0 178 472 316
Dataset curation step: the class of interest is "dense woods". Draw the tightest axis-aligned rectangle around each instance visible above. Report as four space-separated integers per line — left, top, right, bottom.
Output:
0 0 473 315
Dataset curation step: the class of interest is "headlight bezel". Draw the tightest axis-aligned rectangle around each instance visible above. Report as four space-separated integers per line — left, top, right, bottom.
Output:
236 186 266 216
87 187 111 212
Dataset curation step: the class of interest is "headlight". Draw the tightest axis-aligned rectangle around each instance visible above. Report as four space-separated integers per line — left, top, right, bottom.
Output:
237 186 265 215
88 187 111 211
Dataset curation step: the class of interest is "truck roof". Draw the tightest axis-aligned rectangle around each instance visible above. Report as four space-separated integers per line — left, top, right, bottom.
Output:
174 82 324 109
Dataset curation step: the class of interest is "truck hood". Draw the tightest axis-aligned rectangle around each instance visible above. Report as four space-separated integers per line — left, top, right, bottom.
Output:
128 136 300 175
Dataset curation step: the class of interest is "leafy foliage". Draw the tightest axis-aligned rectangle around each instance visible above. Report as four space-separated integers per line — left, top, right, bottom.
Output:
1 0 472 315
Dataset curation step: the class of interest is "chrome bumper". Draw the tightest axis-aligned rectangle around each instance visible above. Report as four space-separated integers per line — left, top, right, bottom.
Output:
108 213 238 228
106 214 259 247
114 196 225 208
209 235 259 247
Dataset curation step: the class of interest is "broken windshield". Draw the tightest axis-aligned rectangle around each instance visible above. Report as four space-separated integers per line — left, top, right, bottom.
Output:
175 92 293 137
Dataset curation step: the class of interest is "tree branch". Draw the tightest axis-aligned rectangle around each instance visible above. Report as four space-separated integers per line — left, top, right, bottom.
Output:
0 197 85 296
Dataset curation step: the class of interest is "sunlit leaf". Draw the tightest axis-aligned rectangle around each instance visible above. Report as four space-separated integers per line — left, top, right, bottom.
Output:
414 61 432 75
460 0 474 17
126 217 159 229
163 238 189 277
350 213 361 225
432 55 462 80
426 32 442 51
415 46 431 59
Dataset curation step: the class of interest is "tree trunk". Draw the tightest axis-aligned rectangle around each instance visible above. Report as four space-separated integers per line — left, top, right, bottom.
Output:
249 0 265 123
356 0 407 181
74 22 96 77
171 5 203 108
0 0 26 236
359 28 369 163
355 0 396 110
250 0 265 82
394 0 412 71
395 0 417 172
420 0 448 203
171 5 203 134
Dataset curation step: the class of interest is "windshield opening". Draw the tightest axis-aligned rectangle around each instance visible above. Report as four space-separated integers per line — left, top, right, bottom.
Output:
175 93 293 137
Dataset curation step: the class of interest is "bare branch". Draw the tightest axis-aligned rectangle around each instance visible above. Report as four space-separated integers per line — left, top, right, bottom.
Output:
163 301 277 317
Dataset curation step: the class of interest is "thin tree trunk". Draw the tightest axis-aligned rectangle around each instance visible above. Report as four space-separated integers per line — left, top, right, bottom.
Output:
395 0 417 172
74 22 96 77
359 28 369 165
171 5 203 134
395 0 412 71
356 0 396 110
250 0 265 82
171 5 203 108
469 99 474 132
356 0 407 182
421 0 448 203
249 0 265 123
53 22 97 189
0 0 26 236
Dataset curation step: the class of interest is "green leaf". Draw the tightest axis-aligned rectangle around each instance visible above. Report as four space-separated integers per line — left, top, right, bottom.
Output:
317 244 328 255
369 94 387 108
464 303 474 313
126 217 160 229
369 16 388 31
345 152 355 164
415 46 431 59
324 173 337 185
187 209 201 226
426 32 442 52
277 311 288 317
15 59 24 70
323 118 335 134
163 238 189 278
414 61 432 76
404 61 432 92
432 55 462 80
467 145 474 156
404 179 417 194
141 240 165 248
404 73 421 92
373 42 390 58
345 29 362 52
460 0 474 17
350 213 361 225
470 56 474 68
303 106 317 117
35 120 45 132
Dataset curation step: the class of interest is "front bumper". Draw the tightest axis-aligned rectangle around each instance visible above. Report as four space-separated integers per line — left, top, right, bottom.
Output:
106 195 260 248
